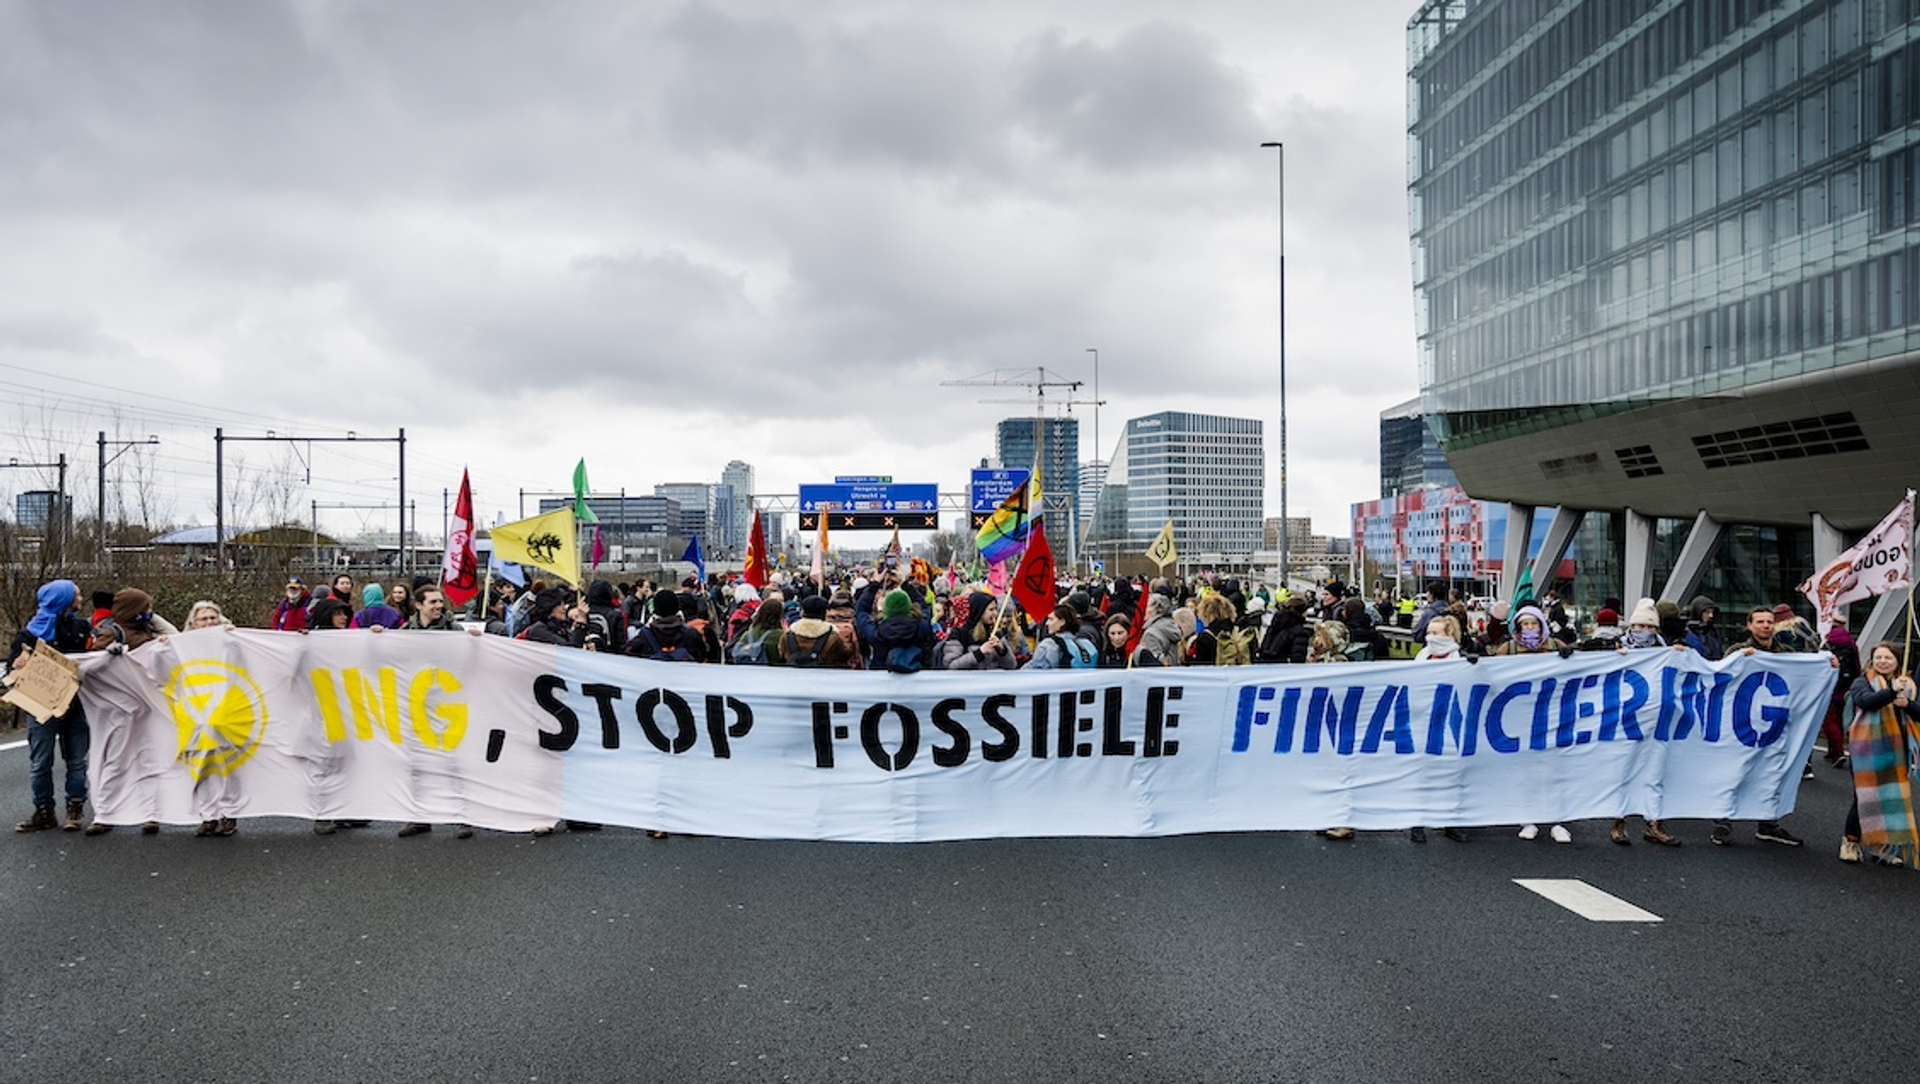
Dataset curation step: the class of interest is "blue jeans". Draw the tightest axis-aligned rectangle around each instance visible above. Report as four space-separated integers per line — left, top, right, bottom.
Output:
26 707 89 808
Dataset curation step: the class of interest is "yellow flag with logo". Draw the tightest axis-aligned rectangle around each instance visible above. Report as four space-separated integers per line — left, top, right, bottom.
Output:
1145 519 1178 569
490 507 580 586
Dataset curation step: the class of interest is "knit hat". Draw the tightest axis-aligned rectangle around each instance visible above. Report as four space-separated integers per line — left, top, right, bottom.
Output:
1628 599 1659 628
1656 599 1682 621
651 590 681 617
800 595 829 620
735 583 760 604
1595 608 1620 627
1245 596 1266 614
830 588 853 608
1772 603 1794 620
883 589 912 617
362 584 386 608
1489 600 1511 621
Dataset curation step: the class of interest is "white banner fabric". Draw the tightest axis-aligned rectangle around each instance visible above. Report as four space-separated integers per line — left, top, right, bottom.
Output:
1799 488 1914 638
77 630 1838 841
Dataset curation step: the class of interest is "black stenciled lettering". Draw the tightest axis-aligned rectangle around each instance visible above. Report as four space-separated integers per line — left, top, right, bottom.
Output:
1075 688 1098 757
580 683 624 749
1101 686 1134 756
930 698 972 767
980 694 1020 761
1029 695 1050 759
635 688 699 754
533 674 578 752
811 701 839 768
705 695 753 759
861 703 920 771
485 728 506 763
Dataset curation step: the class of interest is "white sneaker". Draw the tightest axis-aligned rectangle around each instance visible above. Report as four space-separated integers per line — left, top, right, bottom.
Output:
1549 824 1572 844
1518 823 1539 840
1839 839 1863 863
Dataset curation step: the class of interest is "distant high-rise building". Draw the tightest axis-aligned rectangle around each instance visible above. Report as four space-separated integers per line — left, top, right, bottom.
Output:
1076 459 1109 543
720 460 754 554
654 483 713 543
14 490 70 535
1089 411 1263 555
995 416 1080 537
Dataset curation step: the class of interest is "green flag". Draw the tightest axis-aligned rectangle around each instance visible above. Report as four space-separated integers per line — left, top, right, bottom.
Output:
572 458 598 525
1511 561 1535 610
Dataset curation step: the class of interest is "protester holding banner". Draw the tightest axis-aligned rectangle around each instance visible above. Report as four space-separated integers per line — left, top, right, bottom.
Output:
1840 642 1919 866
1603 600 1684 847
1707 608 1806 847
1023 605 1096 670
1132 594 1183 668
780 595 852 669
11 581 94 834
1496 606 1574 845
1098 612 1132 669
1410 614 1470 845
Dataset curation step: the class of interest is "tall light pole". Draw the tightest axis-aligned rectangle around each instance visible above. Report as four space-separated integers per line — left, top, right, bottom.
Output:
98 431 160 570
1260 141 1289 594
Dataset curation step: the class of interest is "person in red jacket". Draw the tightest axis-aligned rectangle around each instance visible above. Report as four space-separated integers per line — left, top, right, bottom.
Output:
271 577 310 632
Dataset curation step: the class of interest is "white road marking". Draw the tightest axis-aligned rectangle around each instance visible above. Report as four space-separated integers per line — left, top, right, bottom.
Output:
0 739 25 752
1513 878 1663 922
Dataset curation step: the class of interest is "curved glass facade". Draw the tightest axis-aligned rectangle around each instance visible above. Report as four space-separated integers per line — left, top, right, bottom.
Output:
1409 0 1920 449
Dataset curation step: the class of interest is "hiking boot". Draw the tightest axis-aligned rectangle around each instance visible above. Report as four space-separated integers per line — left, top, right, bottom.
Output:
62 799 85 831
397 823 431 837
14 805 56 833
1839 838 1863 863
1755 823 1803 847
1709 823 1732 846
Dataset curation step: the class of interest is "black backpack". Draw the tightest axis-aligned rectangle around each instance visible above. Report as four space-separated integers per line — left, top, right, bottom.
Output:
784 631 830 668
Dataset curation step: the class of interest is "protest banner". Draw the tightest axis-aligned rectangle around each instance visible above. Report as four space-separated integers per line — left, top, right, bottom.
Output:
4 640 81 723
78 630 1837 840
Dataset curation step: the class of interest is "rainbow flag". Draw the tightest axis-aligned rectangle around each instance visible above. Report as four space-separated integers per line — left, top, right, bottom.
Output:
975 468 1041 565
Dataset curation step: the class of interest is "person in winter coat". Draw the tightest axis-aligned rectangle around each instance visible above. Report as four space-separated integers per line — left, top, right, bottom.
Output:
582 579 629 653
780 595 854 668
12 581 95 834
1821 620 1863 768
1684 596 1724 660
272 577 311 632
1024 605 1097 669
1256 596 1312 664
1339 597 1385 661
1839 641 1920 866
1098 613 1133 669
860 589 936 672
627 589 706 661
350 585 404 630
1132 594 1184 667
945 604 1021 670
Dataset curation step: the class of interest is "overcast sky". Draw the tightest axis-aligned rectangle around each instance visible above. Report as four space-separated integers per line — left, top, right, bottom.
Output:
0 0 1420 544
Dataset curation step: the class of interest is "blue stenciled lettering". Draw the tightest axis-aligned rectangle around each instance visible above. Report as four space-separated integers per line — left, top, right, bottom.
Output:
1528 677 1559 751
1732 670 1793 748
1425 683 1489 756
1360 686 1413 754
1231 686 1277 753
1484 681 1530 754
1597 669 1649 743
1302 687 1363 755
1556 673 1601 747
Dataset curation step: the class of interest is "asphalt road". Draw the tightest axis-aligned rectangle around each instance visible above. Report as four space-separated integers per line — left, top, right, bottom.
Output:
2 734 1913 1084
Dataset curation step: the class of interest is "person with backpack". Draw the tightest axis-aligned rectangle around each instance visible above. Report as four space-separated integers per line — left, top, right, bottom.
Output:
626 589 706 662
781 595 854 669
1023 604 1098 670
860 588 935 673
1186 594 1252 666
728 594 787 665
582 580 629 653
1132 593 1184 668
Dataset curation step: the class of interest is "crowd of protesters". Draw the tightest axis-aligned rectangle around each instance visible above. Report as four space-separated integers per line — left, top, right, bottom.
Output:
6 564 1913 869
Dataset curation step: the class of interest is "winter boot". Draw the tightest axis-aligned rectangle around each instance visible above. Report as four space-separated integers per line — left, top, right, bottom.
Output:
62 799 85 831
15 805 56 832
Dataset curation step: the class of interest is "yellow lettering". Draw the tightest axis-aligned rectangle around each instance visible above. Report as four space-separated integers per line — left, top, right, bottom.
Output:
311 669 349 743
342 667 403 744
408 668 468 751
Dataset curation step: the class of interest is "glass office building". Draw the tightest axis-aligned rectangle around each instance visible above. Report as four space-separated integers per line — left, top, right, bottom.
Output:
1408 0 1920 616
1084 411 1263 556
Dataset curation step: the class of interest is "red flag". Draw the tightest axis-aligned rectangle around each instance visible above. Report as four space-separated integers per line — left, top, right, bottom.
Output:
1126 584 1149 656
744 509 770 589
1012 520 1057 624
441 470 480 608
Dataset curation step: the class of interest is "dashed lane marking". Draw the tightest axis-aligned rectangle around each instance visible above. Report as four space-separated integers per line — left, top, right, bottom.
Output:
1513 878 1663 922
1 739 25 752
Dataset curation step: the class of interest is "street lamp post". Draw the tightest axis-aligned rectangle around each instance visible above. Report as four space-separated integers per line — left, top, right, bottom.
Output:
98 431 159 570
1260 141 1289 595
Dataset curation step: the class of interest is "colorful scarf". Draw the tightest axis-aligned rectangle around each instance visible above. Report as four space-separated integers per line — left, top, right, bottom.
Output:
1850 673 1919 863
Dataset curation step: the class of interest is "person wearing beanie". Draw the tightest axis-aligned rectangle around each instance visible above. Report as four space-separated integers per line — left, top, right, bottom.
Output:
11 581 94 834
1575 608 1624 652
109 588 171 650
1771 602 1821 653
781 594 853 668
1599 598 1685 846
858 586 934 672
627 586 705 662
1495 604 1574 845
350 584 404 630
1820 618 1861 768
1655 599 1687 645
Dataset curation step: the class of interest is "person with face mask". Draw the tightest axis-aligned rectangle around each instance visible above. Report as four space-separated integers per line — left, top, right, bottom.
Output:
1495 606 1574 845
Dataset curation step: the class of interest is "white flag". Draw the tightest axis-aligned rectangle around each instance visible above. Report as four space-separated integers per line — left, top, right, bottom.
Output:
1798 490 1915 639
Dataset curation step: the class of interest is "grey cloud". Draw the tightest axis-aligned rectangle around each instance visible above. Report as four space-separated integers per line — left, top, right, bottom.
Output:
1011 22 1262 169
